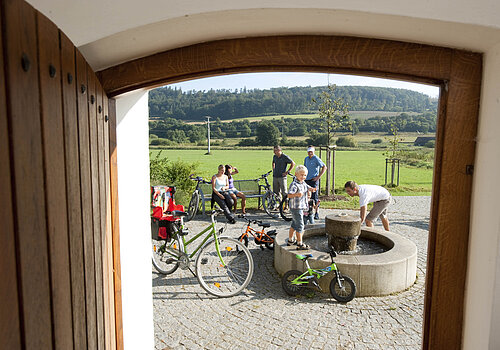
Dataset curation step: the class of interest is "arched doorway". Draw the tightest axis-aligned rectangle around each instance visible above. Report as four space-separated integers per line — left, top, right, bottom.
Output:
99 35 482 349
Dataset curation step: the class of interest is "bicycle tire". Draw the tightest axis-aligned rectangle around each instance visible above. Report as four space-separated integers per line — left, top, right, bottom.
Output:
329 274 356 303
265 239 274 250
152 224 182 275
281 270 307 296
186 190 200 222
196 237 254 297
279 195 292 221
262 190 280 219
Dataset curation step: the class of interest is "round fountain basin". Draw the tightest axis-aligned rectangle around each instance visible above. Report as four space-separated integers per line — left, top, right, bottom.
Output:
274 224 417 296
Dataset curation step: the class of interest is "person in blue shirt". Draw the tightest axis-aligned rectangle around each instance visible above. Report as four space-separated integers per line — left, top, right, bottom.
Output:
304 146 327 220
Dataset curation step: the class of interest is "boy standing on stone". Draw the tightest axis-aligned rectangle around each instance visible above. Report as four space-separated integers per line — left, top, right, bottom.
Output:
287 165 316 250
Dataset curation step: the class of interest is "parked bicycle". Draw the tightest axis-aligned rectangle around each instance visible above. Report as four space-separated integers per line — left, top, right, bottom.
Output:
152 209 254 297
186 174 212 221
237 214 277 250
281 248 356 302
258 170 281 219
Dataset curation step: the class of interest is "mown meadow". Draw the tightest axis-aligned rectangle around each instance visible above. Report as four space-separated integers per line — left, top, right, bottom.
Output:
150 149 433 209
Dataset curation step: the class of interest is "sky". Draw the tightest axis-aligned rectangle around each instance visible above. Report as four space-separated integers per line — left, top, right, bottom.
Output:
169 72 440 98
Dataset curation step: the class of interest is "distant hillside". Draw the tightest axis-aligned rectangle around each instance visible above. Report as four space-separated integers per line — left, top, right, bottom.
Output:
149 85 437 121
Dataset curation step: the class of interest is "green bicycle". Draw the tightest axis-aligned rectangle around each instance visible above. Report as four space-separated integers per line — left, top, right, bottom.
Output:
281 248 356 302
152 209 254 297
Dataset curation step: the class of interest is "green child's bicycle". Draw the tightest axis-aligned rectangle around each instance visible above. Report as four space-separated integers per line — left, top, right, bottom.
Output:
281 249 356 302
152 209 254 297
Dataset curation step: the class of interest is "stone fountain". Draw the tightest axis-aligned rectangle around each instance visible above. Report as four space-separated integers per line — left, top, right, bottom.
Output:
274 215 417 296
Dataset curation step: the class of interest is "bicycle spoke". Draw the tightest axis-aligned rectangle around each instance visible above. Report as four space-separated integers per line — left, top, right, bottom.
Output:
196 237 254 297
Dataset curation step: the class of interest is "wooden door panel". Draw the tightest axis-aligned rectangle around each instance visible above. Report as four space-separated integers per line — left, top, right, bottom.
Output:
2 1 53 348
60 31 88 350
75 50 98 349
0 3 22 349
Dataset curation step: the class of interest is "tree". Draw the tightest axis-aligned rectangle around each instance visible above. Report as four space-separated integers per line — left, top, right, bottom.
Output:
311 84 351 146
255 120 279 146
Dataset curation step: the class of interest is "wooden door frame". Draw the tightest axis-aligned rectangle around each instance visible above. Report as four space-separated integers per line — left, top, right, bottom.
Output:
97 35 482 349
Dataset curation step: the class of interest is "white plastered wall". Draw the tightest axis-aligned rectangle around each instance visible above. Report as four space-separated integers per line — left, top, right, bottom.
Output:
466 42 500 349
115 90 154 349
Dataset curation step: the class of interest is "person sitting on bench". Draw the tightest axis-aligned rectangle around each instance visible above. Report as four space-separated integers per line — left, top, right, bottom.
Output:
212 164 236 224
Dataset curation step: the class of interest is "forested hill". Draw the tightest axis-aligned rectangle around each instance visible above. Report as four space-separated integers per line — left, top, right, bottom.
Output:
149 85 437 121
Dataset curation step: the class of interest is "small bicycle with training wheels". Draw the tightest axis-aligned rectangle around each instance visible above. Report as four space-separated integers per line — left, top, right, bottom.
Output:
281 248 356 302
237 214 277 250
152 209 254 297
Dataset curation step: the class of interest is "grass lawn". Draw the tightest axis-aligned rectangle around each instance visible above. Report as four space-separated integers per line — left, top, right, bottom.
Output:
151 149 433 209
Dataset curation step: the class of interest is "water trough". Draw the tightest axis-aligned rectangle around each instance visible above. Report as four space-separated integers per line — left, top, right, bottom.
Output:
274 221 417 296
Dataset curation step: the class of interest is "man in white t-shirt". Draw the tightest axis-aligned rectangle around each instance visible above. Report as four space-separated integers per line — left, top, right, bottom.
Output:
344 180 391 231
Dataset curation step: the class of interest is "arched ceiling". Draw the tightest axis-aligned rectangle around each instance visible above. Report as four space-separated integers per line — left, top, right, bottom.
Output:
26 1 500 71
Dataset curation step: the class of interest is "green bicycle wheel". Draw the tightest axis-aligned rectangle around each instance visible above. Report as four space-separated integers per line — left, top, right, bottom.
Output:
152 227 183 275
329 274 356 303
281 270 307 296
196 237 254 297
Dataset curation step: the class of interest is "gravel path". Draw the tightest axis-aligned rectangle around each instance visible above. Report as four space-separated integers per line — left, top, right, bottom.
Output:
153 196 431 349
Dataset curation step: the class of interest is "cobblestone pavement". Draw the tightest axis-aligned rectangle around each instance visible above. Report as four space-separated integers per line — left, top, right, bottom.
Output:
153 196 430 349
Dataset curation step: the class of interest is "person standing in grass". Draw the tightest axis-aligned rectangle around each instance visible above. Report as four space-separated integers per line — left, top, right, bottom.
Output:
272 145 295 202
344 180 391 231
287 165 316 250
304 146 327 220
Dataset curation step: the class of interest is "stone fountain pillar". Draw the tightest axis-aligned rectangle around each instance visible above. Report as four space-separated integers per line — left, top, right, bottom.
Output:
326 214 361 251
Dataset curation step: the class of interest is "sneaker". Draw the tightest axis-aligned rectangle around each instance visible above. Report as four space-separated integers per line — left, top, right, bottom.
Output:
314 212 320 220
287 238 297 246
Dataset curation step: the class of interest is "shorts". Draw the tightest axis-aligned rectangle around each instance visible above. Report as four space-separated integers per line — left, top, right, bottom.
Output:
366 198 391 222
290 208 304 233
305 179 319 203
227 188 239 195
273 176 287 199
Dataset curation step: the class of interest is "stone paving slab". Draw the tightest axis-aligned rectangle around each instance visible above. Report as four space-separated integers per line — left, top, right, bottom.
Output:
153 196 430 349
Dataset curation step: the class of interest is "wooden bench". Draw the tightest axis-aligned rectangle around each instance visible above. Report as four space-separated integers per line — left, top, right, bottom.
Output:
198 179 264 216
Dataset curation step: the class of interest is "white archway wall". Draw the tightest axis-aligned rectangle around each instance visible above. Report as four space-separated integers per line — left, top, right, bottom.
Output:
467 41 500 350
115 90 154 349
79 9 500 71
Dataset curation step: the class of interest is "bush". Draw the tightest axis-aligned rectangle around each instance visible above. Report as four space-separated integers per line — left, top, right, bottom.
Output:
336 136 357 147
150 151 198 206
424 140 435 148
150 138 172 146
371 138 383 144
238 138 257 146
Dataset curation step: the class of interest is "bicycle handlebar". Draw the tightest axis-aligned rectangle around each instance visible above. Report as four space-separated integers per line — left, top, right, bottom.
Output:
237 214 263 225
190 174 211 184
259 170 272 179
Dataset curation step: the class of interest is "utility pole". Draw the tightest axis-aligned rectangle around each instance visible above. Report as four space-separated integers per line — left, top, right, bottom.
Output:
205 116 211 155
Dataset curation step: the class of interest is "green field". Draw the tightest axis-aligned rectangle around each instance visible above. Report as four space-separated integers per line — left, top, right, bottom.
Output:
151 149 433 199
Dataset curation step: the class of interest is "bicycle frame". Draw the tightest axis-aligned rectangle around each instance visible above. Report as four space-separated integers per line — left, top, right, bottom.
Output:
242 223 274 243
290 254 339 286
171 212 228 266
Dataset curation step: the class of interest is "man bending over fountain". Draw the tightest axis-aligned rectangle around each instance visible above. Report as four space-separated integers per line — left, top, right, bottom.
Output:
344 181 391 231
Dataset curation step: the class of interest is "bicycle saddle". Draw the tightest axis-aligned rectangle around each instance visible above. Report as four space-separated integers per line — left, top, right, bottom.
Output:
259 222 271 228
171 210 188 217
297 253 314 260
